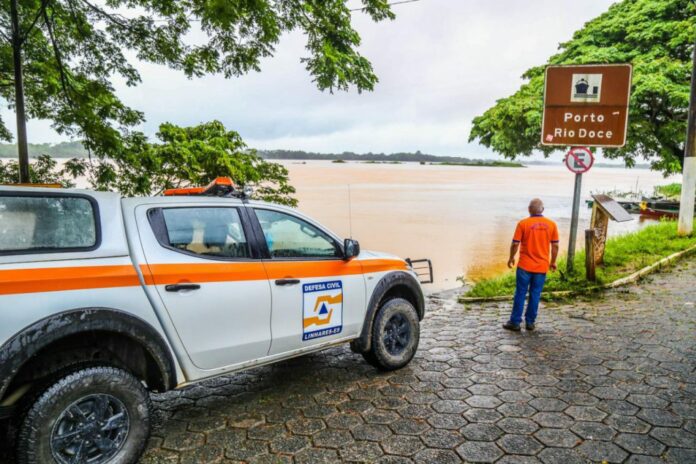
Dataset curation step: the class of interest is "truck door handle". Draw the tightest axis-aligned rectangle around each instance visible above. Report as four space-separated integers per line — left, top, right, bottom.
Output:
275 279 300 286
165 283 201 292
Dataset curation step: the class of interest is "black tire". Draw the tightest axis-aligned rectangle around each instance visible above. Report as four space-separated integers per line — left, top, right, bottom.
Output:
365 298 420 371
17 366 151 464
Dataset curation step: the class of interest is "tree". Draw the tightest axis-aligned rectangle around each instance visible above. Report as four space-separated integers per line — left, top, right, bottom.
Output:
469 0 696 175
1 0 395 182
68 121 298 206
0 154 75 186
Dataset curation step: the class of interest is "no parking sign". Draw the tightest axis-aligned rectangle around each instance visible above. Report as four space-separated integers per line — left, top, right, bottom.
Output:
564 147 594 174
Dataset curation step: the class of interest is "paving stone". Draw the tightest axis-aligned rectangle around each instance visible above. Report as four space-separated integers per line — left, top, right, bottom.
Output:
605 414 651 433
533 428 581 448
427 413 467 430
615 433 666 456
413 449 461 464
637 408 684 427
381 435 425 456
537 447 587 464
389 418 430 435
497 434 543 455
528 398 568 412
466 395 502 409
339 441 384 461
421 429 464 449
352 423 392 441
571 421 617 441
463 408 503 423
460 423 504 441
293 447 339 464
224 440 268 460
456 441 504 463
497 417 539 434
649 427 696 447
312 429 353 449
531 412 574 429
497 402 538 418
269 435 309 454
577 440 628 463
565 405 607 421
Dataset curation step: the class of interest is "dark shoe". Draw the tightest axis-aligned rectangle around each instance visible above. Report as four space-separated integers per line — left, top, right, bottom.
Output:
526 323 536 331
503 322 521 331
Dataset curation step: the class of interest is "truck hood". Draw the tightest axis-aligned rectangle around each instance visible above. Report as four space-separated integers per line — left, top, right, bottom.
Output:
358 250 405 263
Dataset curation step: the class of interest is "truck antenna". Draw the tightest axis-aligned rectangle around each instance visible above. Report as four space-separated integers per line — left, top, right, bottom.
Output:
348 184 353 238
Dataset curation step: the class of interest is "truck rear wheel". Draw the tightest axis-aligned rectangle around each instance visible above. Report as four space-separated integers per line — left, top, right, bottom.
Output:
363 298 420 371
16 366 151 464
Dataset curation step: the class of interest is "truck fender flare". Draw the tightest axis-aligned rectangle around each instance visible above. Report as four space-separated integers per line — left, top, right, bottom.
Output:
352 271 425 353
0 307 177 401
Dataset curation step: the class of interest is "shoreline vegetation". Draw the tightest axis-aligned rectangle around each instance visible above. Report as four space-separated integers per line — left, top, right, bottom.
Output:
0 143 651 169
464 219 696 300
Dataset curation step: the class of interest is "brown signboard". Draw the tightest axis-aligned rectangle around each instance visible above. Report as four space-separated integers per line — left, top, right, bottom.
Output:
541 64 632 147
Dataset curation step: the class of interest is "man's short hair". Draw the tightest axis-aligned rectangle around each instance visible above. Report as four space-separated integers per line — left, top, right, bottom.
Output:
529 198 544 215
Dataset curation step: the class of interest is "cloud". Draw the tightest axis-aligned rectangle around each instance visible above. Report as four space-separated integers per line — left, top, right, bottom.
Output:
2 0 616 159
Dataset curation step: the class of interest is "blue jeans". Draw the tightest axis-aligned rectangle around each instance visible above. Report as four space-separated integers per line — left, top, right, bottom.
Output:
509 267 546 326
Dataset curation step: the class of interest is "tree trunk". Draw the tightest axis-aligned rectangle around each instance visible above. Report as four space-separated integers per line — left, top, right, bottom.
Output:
10 0 30 183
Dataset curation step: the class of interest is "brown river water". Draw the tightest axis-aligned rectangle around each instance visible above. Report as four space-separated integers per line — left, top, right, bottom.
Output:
3 158 677 291
282 161 678 291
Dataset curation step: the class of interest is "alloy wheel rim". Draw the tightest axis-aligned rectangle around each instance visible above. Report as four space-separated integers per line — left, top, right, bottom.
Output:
50 393 130 464
383 313 410 355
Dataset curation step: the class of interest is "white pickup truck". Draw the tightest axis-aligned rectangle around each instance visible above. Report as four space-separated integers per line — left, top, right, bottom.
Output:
0 179 429 464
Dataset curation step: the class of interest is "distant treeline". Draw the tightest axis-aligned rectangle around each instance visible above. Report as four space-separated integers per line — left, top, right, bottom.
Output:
257 149 518 165
0 143 519 165
0 141 88 158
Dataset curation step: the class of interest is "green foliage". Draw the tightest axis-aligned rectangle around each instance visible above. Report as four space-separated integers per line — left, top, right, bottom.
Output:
465 219 696 298
654 182 682 199
1 0 394 156
469 0 696 175
71 121 297 206
0 154 75 187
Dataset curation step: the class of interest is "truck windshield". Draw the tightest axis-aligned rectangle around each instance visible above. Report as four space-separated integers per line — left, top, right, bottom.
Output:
0 194 97 253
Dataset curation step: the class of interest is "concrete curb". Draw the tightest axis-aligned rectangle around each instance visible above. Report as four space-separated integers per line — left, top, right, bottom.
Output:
459 243 696 303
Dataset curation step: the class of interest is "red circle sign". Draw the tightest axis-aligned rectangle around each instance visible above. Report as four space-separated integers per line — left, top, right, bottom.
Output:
565 147 594 174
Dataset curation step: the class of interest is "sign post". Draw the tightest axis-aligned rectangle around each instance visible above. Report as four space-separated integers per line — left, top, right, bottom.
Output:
541 64 632 274
564 147 594 273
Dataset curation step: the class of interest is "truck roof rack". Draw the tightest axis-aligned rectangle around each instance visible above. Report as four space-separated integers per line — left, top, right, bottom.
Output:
163 177 237 197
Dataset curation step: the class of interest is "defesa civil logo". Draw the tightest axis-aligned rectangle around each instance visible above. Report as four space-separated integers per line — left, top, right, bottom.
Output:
302 280 343 341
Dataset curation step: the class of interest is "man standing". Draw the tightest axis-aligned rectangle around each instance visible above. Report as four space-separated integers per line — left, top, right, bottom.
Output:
503 198 559 331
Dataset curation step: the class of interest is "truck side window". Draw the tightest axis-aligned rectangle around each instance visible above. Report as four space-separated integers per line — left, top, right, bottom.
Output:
0 194 98 254
161 208 250 259
255 209 340 259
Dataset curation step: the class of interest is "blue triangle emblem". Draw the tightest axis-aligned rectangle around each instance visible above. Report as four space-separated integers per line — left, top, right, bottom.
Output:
319 303 329 315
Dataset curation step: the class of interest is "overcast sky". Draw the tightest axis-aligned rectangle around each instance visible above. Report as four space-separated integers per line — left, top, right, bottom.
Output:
3 0 617 159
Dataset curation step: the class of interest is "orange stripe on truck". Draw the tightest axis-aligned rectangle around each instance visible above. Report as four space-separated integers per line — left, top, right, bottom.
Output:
0 259 408 295
0 265 141 296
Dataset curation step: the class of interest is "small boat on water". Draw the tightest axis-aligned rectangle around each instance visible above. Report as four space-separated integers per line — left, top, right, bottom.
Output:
639 199 695 218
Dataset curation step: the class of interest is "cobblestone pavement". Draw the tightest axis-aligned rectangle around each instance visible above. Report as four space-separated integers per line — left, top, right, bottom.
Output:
139 258 696 463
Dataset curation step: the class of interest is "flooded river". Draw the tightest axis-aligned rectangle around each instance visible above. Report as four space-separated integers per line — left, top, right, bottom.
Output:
283 161 678 291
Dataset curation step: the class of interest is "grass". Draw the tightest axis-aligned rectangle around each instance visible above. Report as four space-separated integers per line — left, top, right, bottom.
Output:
654 182 682 200
464 219 696 299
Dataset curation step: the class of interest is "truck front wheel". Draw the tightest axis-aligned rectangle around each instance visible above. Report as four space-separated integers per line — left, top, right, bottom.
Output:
363 298 420 371
16 366 151 464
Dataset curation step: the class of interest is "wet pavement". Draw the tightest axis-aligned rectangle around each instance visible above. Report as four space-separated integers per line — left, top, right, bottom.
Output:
140 257 696 463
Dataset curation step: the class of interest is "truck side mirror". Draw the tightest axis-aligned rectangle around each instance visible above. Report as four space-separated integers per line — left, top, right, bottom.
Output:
343 239 360 260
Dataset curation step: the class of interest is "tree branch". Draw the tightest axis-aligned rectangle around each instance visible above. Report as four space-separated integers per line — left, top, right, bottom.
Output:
78 0 136 31
43 6 76 109
20 0 51 45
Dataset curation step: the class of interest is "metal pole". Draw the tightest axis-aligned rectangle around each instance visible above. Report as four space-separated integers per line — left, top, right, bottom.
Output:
678 33 696 236
567 172 583 273
10 0 30 184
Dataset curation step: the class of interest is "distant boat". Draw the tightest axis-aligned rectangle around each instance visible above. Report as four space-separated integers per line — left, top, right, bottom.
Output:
639 200 695 218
